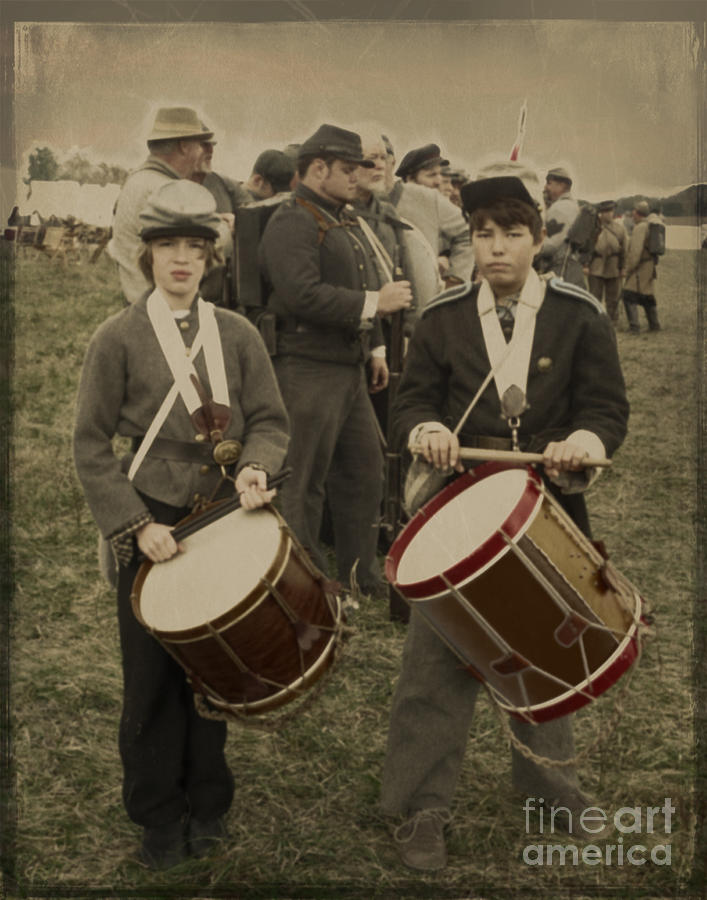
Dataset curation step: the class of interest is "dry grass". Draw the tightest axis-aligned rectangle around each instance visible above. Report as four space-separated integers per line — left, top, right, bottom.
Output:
2 246 704 899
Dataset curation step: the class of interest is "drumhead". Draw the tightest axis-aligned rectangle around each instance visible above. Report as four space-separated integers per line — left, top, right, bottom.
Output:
393 465 541 596
138 506 282 632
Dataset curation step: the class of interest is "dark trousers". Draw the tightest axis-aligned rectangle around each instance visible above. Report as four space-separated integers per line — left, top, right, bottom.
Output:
117 495 234 828
274 355 384 590
622 288 661 331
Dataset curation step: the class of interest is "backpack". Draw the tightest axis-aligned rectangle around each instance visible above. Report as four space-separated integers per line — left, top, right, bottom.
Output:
566 203 600 255
647 221 666 257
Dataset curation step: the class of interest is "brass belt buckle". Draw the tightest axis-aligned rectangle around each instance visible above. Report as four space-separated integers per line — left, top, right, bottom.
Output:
212 439 242 466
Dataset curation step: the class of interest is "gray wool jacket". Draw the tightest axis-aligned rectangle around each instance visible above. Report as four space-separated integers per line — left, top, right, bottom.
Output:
73 294 289 541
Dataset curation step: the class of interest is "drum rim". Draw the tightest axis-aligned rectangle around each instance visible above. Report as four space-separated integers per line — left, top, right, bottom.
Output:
498 593 643 723
386 461 542 600
131 504 289 639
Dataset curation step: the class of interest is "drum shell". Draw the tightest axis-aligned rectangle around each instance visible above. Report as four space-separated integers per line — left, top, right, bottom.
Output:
131 505 341 716
387 463 642 722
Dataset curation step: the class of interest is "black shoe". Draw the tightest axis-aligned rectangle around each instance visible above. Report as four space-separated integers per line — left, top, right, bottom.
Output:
188 815 228 858
140 819 188 870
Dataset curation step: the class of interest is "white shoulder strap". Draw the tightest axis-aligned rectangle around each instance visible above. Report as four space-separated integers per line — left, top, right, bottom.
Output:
477 268 545 405
127 291 229 481
356 215 394 283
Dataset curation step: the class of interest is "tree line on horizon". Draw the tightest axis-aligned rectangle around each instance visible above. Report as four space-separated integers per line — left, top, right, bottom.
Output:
25 146 705 220
26 147 128 188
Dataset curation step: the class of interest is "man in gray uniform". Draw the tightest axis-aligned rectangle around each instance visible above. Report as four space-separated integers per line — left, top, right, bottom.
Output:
586 199 627 324
387 142 474 288
622 200 662 332
536 166 585 287
259 124 412 594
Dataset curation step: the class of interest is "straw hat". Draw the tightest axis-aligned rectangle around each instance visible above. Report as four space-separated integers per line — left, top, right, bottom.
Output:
147 107 214 143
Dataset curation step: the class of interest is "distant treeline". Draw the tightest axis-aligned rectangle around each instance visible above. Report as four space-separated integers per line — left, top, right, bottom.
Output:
26 146 128 187
614 184 706 219
25 144 705 219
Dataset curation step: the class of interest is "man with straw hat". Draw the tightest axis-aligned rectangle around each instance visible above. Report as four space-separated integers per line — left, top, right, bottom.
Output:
380 160 628 871
108 106 230 304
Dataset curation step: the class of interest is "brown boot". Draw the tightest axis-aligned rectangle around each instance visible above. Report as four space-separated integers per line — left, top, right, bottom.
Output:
393 807 451 870
541 793 616 841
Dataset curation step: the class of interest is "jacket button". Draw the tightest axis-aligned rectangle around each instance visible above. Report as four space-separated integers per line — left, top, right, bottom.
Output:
179 320 190 331
199 464 211 475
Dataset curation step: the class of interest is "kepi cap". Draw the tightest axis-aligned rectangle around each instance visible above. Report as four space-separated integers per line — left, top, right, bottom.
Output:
442 165 469 184
395 143 449 178
139 180 221 241
597 200 616 212
546 166 573 186
633 200 650 216
147 107 214 143
252 149 296 192
298 124 374 167
460 161 544 215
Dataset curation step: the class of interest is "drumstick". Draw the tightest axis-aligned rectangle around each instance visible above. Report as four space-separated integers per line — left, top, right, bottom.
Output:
411 445 611 468
171 467 292 543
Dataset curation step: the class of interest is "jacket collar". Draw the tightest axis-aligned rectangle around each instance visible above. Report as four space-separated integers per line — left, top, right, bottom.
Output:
295 182 347 218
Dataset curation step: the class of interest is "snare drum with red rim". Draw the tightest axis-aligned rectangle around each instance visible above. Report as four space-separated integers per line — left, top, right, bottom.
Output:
385 462 643 723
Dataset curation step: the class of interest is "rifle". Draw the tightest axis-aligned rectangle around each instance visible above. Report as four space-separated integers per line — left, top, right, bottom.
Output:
383 250 410 623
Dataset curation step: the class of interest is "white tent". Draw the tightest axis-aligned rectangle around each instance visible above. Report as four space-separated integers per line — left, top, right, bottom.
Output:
17 180 120 227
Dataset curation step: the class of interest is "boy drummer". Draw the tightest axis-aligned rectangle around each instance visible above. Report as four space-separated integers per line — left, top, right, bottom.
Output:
73 180 289 869
380 161 629 870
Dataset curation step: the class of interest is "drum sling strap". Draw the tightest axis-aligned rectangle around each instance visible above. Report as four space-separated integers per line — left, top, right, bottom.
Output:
477 268 545 410
127 290 231 481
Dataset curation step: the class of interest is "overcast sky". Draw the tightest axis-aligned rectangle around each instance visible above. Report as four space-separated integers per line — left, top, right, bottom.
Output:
12 18 703 202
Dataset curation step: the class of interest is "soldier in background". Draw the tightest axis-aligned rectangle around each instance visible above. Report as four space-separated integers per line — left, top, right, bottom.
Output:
396 143 449 191
438 166 454 201
259 124 412 596
386 142 474 287
245 149 296 201
108 107 231 304
586 199 627 325
442 165 469 211
191 135 252 305
381 134 397 193
622 200 662 333
536 166 585 288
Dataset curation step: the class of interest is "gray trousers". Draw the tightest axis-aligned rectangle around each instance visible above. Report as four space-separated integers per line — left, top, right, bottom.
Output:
273 355 384 589
380 610 580 817
588 275 622 323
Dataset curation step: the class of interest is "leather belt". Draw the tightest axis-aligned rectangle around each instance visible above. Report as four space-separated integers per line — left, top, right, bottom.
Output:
466 434 516 451
131 436 218 464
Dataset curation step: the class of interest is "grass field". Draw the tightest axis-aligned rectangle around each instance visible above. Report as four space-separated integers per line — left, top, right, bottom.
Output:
2 246 705 899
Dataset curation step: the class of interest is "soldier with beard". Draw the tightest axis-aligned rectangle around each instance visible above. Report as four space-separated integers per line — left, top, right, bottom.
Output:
108 107 231 305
